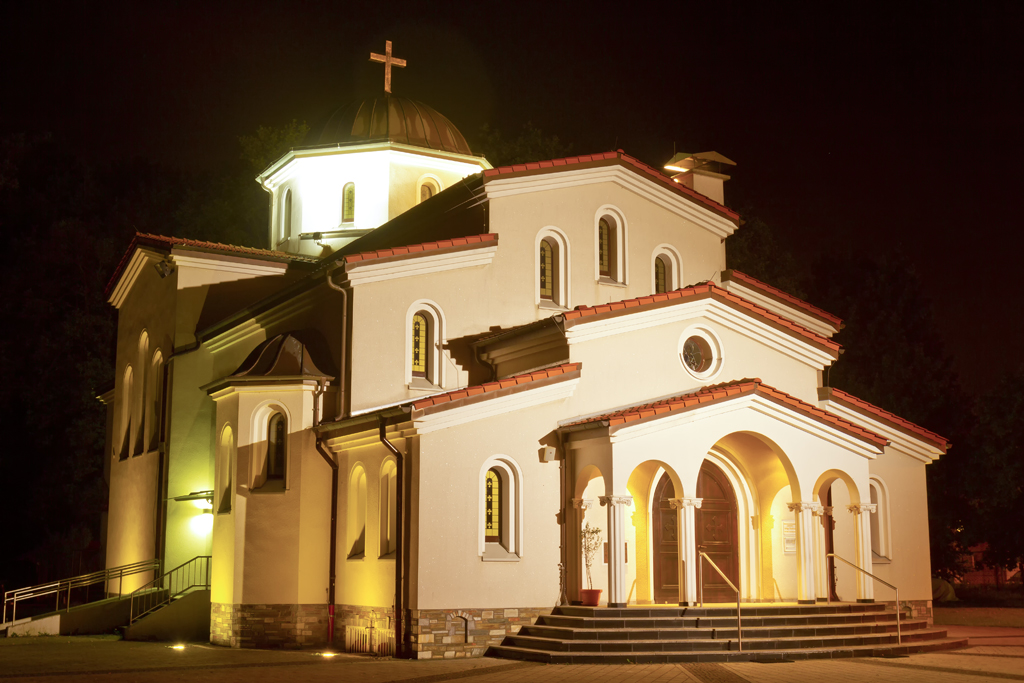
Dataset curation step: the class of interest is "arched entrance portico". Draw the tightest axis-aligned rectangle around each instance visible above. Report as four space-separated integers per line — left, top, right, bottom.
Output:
652 461 740 604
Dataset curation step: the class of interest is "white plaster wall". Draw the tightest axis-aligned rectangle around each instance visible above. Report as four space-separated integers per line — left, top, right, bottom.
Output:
770 486 797 599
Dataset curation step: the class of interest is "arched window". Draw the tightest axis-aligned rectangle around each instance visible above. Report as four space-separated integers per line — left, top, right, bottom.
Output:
596 211 626 282
119 365 134 461
598 217 612 278
380 460 397 557
135 332 149 455
217 425 234 514
147 350 163 452
652 246 681 294
485 468 502 542
539 240 554 300
411 312 429 379
348 465 367 559
283 189 293 240
342 182 355 223
419 177 440 204
266 413 286 484
480 456 523 559
536 228 570 308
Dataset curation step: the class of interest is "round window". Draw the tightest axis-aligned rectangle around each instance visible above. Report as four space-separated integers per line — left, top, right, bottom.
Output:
678 326 724 380
682 336 712 373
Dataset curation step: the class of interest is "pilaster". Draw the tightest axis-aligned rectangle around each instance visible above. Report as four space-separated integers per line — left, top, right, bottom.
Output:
788 502 822 604
669 497 702 606
599 495 632 607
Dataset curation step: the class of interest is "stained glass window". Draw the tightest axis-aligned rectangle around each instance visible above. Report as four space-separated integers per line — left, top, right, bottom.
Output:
655 256 667 294
485 469 501 542
283 189 293 239
420 182 434 203
599 218 611 277
342 182 355 223
412 313 428 378
540 240 553 300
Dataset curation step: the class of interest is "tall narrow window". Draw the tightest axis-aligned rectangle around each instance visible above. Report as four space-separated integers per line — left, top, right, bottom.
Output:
348 466 367 559
342 182 355 223
539 240 554 300
135 332 148 455
485 468 502 543
655 256 668 294
411 312 429 378
119 366 134 461
266 413 286 483
598 218 611 277
147 350 163 452
218 426 234 514
283 189 293 239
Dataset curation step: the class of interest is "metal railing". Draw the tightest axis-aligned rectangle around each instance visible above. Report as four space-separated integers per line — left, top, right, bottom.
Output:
129 556 211 624
827 553 900 644
698 551 742 652
3 559 160 625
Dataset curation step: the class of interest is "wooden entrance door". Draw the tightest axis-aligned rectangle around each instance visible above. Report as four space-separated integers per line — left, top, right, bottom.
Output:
696 461 740 603
651 473 678 603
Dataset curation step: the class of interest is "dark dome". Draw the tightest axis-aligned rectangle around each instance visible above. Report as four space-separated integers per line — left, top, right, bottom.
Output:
312 95 473 156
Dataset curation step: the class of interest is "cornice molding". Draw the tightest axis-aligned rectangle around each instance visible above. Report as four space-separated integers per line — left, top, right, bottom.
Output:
482 165 737 239
342 245 498 286
722 280 838 338
819 399 943 463
171 251 289 278
108 247 165 309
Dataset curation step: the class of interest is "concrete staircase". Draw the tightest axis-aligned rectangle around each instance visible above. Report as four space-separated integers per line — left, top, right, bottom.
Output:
488 603 967 663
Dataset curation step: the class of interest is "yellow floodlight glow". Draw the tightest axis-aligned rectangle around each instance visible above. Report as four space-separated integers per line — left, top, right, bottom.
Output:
319 651 337 658
193 498 213 510
664 165 690 173
190 511 214 535
170 644 186 650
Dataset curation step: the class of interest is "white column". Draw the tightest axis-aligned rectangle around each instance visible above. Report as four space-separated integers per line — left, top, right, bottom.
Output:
571 498 593 602
599 495 632 607
788 502 822 604
814 506 832 601
848 503 877 601
669 497 702 606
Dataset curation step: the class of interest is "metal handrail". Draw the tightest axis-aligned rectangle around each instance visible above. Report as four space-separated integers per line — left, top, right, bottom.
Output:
827 553 900 645
129 556 211 624
698 551 742 652
3 559 160 625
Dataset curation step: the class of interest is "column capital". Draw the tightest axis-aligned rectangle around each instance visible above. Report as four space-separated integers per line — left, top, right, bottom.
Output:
847 503 877 515
812 504 829 517
572 498 594 510
787 501 823 513
599 495 633 508
821 506 834 516
668 497 703 510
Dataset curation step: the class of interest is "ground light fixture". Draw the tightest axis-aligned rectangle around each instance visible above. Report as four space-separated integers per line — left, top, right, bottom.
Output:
169 644 186 651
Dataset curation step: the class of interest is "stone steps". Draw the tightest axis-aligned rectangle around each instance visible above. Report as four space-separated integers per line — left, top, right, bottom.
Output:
486 604 968 664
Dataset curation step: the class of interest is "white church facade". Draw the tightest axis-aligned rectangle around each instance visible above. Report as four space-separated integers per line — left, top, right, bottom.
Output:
100 69 948 657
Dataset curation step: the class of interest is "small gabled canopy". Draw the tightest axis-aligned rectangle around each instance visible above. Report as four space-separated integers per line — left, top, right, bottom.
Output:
204 331 335 394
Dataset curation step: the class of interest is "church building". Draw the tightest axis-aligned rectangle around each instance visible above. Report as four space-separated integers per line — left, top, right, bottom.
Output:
100 44 949 658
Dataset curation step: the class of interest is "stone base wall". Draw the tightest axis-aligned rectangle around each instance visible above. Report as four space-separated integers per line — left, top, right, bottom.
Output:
409 606 552 659
336 603 395 649
210 603 329 648
880 599 933 626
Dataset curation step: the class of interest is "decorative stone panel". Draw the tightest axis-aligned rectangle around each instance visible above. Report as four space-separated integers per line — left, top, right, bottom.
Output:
407 606 552 659
881 599 933 625
209 603 329 648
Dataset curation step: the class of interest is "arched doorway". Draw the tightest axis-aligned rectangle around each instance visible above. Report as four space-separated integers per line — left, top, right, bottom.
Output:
652 461 739 604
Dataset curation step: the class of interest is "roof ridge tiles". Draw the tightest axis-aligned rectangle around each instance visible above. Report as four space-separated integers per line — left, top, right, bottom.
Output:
482 150 739 221
410 362 582 411
561 281 840 352
561 378 886 448
826 387 950 447
725 270 843 326
343 232 497 265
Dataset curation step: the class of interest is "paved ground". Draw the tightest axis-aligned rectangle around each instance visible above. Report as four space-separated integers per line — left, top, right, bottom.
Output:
1 628 1021 683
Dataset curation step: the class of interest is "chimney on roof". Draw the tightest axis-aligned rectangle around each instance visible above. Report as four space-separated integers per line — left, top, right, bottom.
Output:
663 151 736 205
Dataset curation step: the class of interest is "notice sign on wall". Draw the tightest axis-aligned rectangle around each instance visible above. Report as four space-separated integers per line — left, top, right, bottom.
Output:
782 520 797 554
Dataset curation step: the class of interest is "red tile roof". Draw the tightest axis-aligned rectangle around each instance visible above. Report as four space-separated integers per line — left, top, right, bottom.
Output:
560 281 842 355
411 362 581 411
105 233 315 297
342 233 498 265
482 150 740 223
723 270 843 327
562 379 887 448
820 387 950 450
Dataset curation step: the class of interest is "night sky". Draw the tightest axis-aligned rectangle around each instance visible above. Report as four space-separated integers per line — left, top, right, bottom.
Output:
3 0 1022 393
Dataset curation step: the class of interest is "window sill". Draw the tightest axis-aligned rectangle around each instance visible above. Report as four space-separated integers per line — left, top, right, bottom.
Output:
408 378 441 391
482 544 520 562
872 552 892 565
347 552 365 561
538 300 567 311
252 480 286 494
379 551 397 561
598 277 626 287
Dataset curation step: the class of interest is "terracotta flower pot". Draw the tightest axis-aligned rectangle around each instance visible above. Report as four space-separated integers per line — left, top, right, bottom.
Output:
579 588 603 607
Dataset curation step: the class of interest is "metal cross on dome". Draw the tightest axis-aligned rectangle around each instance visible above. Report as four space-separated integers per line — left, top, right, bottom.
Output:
369 40 406 94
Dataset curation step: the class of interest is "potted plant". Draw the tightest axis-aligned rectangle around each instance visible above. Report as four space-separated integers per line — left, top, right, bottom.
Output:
579 522 604 606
